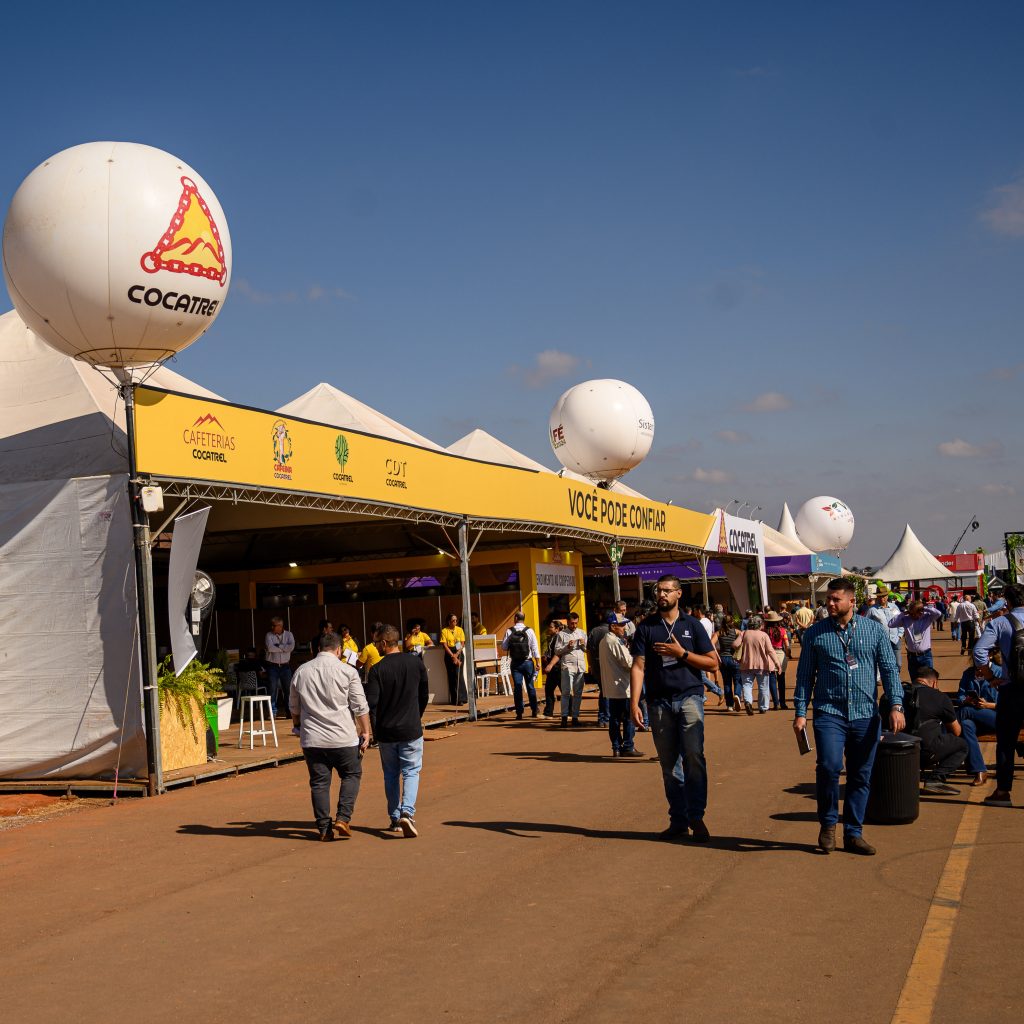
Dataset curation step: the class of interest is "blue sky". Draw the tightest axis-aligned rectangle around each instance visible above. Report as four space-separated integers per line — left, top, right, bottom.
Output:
2 2 1022 565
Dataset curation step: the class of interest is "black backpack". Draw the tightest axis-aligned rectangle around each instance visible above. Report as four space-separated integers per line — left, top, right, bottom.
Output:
1009 612 1024 686
507 629 531 662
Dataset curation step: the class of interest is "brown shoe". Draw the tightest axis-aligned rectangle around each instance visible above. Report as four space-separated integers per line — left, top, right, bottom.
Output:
333 819 353 839
843 834 876 856
971 772 988 787
818 825 836 854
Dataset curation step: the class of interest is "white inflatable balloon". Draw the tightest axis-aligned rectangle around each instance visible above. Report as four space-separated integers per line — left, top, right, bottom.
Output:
794 496 855 553
3 141 231 368
549 379 655 482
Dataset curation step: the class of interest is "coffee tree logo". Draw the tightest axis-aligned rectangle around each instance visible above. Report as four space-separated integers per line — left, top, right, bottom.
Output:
271 419 294 481
333 433 353 483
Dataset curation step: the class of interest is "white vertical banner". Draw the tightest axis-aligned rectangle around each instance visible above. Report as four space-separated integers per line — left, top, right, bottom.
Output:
168 506 210 675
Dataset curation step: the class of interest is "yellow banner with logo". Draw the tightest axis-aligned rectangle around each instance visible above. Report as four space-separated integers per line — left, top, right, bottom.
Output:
134 387 714 549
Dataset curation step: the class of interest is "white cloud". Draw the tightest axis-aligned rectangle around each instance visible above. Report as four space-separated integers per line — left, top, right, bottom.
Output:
981 483 1016 496
937 438 1003 458
690 467 733 484
742 391 793 413
989 361 1024 381
715 429 751 443
509 349 581 388
980 178 1024 236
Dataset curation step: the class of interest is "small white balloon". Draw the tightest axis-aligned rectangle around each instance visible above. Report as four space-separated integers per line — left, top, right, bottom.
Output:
2 141 231 368
548 379 655 482
794 496 855 552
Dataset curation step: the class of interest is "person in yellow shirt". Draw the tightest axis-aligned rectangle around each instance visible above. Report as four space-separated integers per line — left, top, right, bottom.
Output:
358 621 385 746
405 622 435 655
471 612 487 636
338 624 360 660
440 613 466 704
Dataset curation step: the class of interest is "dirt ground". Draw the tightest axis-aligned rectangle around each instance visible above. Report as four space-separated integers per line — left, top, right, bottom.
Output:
1 633 1020 1024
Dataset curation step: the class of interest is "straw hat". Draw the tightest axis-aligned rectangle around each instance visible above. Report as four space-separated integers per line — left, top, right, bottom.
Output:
763 611 783 623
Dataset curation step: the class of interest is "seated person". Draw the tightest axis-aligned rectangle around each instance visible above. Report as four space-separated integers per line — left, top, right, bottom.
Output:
404 621 434 656
909 667 968 794
956 652 1002 787
235 647 268 693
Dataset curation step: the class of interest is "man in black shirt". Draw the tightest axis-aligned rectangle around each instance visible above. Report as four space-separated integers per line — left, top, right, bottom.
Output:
364 624 430 837
909 667 967 795
630 574 718 841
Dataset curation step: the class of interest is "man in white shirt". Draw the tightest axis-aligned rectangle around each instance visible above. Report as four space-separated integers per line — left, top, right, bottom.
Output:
289 632 371 841
501 612 541 719
954 597 981 655
554 611 588 726
600 614 641 757
264 616 296 716
867 592 905 670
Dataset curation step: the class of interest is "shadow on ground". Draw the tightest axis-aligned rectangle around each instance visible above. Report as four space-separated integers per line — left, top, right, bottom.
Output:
177 821 387 841
443 819 821 853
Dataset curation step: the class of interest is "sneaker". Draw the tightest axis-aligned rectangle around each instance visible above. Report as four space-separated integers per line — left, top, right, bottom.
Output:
689 819 710 843
332 819 353 839
744 702 754 716
383 820 401 833
619 748 643 758
539 712 552 719
922 781 958 796
399 815 418 838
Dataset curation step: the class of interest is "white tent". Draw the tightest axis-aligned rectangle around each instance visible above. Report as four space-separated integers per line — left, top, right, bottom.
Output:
777 502 801 544
446 428 651 498
278 382 444 451
0 309 220 779
873 523 954 583
762 522 815 558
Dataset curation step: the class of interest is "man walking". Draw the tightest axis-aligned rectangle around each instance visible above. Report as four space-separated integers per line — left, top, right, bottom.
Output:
364 624 429 836
554 611 588 726
888 599 942 682
867 591 904 672
973 583 1024 808
600 613 640 757
289 632 371 841
630 574 717 841
264 615 296 716
793 600 814 643
954 596 981 656
793 578 905 855
502 612 540 719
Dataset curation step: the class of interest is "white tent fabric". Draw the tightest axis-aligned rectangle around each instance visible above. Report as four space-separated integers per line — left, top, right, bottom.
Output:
762 522 815 557
0 309 218 780
777 502 801 544
278 382 444 451
873 523 954 582
446 428 650 498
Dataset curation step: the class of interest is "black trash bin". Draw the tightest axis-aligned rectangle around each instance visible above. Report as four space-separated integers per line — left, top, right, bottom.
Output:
866 732 921 825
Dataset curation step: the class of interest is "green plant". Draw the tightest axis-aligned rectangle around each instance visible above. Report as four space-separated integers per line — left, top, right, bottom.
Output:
157 656 225 741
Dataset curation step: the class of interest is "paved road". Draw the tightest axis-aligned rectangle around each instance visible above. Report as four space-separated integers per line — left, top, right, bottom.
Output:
1 635 1020 1023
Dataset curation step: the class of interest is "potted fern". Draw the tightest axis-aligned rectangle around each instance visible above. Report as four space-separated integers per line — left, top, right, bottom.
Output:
157 657 225 771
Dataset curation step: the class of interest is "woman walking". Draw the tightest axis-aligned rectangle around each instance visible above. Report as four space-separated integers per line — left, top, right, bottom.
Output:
764 611 792 710
738 614 777 714
714 615 742 712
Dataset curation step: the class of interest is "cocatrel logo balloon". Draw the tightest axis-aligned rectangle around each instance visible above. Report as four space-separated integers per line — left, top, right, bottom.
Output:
548 379 655 482
2 141 231 368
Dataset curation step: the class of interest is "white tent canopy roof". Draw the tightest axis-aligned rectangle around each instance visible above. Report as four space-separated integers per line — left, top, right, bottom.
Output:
0 309 220 480
777 501 801 543
873 523 954 582
278 382 443 451
447 428 549 471
761 522 815 557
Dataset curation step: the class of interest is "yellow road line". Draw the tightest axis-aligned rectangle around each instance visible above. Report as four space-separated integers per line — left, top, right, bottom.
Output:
890 785 987 1024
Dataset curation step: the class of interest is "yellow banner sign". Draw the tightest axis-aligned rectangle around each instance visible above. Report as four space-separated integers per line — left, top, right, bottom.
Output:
134 388 714 549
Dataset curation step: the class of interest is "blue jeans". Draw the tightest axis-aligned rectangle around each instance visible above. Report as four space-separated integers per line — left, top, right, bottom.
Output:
720 657 739 704
378 737 424 823
607 697 635 752
649 694 707 826
701 672 724 698
906 649 933 683
891 641 902 670
741 671 770 709
511 659 538 716
560 664 585 719
265 663 292 714
951 622 960 641
958 706 997 775
812 712 881 837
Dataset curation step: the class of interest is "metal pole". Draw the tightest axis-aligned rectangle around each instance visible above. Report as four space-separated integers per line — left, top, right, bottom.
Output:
121 381 163 796
458 518 477 721
698 552 710 608
808 573 818 610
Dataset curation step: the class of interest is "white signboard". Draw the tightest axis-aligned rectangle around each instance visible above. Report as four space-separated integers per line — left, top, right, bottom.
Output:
705 510 768 609
535 563 577 594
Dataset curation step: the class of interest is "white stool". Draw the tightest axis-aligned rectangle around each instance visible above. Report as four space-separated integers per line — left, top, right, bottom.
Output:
238 695 278 750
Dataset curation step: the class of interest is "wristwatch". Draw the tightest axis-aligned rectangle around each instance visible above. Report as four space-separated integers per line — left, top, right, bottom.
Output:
892 705 903 713
681 650 689 662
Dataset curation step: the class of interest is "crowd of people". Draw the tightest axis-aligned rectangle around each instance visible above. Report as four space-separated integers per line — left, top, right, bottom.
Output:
250 579 1024 847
